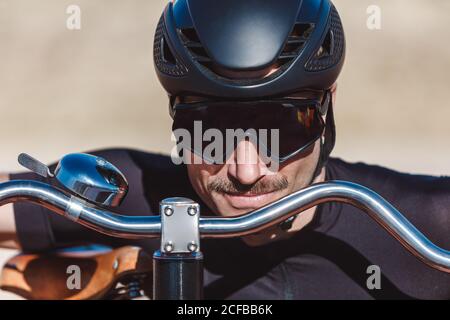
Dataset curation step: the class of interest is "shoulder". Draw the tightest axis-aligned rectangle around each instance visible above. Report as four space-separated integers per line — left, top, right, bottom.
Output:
328 157 450 189
327 157 450 198
327 158 450 245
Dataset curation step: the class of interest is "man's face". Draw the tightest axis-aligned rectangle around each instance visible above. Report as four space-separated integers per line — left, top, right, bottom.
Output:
178 87 335 219
186 139 321 217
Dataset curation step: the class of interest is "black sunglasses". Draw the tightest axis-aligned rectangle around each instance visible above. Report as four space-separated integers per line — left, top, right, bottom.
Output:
172 91 330 164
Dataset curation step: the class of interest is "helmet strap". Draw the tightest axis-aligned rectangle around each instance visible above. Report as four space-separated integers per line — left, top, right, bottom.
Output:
311 93 336 183
278 94 336 232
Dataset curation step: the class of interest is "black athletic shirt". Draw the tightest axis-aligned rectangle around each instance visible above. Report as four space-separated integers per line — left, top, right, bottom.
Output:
10 148 450 299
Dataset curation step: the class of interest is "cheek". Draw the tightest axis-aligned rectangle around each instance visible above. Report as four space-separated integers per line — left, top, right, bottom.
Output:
186 164 209 195
186 163 231 214
186 152 223 181
277 140 321 185
186 159 225 197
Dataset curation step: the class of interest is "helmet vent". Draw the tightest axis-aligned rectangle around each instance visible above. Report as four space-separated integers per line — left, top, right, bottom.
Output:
162 36 177 65
187 45 209 60
305 5 344 72
154 15 189 77
316 29 334 58
177 22 316 83
291 23 315 38
178 27 214 68
179 27 201 43
277 23 314 67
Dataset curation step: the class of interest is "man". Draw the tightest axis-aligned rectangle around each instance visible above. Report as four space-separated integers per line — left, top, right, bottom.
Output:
0 0 449 299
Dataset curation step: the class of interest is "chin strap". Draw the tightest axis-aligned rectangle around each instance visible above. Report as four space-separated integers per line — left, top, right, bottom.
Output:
311 92 336 183
278 94 336 232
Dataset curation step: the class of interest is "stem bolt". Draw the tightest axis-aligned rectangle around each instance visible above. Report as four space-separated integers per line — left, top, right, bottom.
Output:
187 206 197 216
164 242 174 252
187 241 198 252
164 206 174 216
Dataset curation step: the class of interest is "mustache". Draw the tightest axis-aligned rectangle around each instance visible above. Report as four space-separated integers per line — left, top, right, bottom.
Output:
207 175 289 195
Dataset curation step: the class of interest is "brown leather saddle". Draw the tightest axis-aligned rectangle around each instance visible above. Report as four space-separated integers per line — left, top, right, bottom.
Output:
0 246 153 300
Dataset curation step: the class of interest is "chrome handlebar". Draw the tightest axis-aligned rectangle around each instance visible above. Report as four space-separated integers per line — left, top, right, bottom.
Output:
1 179 449 273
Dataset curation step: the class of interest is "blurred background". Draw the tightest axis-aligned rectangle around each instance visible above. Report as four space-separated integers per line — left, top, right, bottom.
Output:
1 0 449 298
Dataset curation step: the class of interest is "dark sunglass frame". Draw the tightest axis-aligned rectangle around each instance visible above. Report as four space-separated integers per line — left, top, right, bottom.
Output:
172 90 331 165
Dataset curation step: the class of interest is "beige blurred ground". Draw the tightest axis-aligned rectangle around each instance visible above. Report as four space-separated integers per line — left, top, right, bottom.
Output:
0 0 449 299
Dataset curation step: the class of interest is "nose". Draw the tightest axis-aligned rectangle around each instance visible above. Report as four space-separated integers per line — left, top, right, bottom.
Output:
227 140 267 185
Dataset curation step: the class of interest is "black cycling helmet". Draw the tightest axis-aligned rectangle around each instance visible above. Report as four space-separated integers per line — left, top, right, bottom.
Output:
153 0 345 104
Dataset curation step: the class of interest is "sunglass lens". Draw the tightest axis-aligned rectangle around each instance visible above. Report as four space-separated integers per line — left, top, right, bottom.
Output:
173 102 324 163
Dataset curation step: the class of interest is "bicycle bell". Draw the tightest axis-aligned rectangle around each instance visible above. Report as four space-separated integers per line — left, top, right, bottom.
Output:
18 153 128 207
